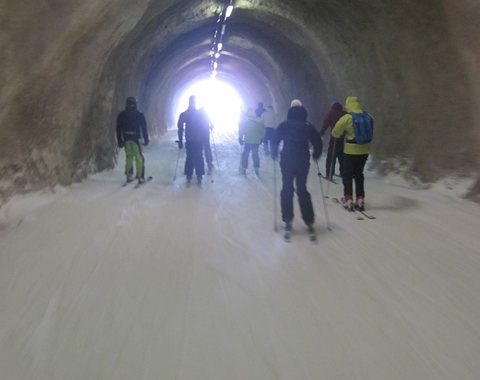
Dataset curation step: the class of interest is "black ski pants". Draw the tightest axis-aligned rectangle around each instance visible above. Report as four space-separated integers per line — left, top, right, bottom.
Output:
184 141 205 178
241 143 260 169
280 158 314 226
263 127 275 155
325 137 344 178
342 154 368 199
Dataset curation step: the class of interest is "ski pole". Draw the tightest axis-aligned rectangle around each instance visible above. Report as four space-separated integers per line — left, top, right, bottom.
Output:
209 153 214 184
273 158 278 232
239 142 245 174
325 137 337 198
210 129 219 168
316 161 332 231
173 141 182 181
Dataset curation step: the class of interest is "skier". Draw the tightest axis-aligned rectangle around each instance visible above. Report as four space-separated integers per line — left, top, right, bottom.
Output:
332 96 374 211
238 108 266 175
271 99 323 234
202 114 215 174
261 105 277 156
255 102 266 117
177 95 208 185
116 96 149 184
320 101 347 180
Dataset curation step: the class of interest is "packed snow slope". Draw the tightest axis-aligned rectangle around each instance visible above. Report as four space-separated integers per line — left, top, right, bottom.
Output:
1 132 480 380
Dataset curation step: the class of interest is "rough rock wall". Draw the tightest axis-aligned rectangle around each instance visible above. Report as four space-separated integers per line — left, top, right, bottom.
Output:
0 0 151 201
0 0 479 202
298 0 477 180
442 0 480 200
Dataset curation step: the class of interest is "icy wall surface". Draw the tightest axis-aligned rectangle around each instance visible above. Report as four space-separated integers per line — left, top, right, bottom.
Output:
1 0 479 201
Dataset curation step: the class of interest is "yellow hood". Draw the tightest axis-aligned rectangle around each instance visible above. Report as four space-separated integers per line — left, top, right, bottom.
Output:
345 96 363 113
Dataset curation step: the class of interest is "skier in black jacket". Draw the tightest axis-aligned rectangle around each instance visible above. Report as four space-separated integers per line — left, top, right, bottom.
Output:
271 99 323 232
177 95 209 185
116 97 149 184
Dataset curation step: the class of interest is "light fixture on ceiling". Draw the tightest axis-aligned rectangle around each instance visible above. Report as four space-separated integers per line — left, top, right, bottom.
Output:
225 5 234 19
208 1 235 77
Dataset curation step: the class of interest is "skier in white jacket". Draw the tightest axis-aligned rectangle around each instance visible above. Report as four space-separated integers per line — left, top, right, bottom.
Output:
261 105 277 156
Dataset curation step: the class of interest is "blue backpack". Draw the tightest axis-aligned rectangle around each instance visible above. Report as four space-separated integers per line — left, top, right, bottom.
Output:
350 112 374 144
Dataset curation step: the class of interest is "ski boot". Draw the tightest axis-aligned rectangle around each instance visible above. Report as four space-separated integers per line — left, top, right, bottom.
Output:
285 221 292 231
307 224 317 242
355 197 365 211
341 196 354 211
197 175 202 186
126 174 134 183
186 176 192 187
133 177 146 188
283 220 293 241
254 167 260 176
207 163 214 175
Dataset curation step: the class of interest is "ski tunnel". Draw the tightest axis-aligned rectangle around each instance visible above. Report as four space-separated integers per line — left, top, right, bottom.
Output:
1 1 480 379
1 0 480 200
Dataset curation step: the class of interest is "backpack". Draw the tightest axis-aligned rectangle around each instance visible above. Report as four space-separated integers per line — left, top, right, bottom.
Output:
350 112 374 144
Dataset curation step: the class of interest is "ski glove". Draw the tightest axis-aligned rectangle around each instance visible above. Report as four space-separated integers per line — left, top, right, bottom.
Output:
118 142 124 149
238 138 244 146
312 153 320 162
178 140 183 149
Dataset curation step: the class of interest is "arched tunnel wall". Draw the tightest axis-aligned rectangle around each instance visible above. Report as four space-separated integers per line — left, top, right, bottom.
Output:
1 0 479 202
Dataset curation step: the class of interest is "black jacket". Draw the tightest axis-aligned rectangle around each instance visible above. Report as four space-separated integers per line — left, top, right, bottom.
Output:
116 107 149 146
271 106 322 163
177 107 210 143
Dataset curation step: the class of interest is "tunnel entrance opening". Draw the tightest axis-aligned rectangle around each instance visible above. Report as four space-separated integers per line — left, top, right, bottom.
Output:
174 78 244 139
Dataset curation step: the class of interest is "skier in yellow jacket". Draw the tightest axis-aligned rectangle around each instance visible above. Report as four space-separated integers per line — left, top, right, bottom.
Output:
332 96 373 211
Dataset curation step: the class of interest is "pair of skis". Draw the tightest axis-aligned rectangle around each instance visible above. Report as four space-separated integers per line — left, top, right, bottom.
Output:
122 176 153 189
331 197 376 220
186 178 203 188
282 225 317 243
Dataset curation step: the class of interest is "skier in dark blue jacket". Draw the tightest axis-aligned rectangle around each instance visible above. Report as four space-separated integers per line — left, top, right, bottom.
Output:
116 97 149 184
177 96 210 185
271 99 323 232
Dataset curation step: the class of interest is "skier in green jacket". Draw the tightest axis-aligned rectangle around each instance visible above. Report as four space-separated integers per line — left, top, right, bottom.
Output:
238 108 266 176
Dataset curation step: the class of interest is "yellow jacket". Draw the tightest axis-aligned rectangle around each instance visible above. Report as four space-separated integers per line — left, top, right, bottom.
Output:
332 96 372 155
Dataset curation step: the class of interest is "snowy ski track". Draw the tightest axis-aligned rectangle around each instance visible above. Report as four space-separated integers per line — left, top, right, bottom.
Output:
1 131 480 380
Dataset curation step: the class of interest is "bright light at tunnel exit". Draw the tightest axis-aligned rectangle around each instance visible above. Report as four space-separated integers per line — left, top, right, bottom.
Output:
175 79 244 137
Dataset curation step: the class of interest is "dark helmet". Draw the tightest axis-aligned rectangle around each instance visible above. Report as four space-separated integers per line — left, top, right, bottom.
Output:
126 97 137 107
331 101 343 111
287 105 307 122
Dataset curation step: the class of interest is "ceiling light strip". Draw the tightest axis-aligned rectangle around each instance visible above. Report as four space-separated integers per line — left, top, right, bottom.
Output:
210 0 234 78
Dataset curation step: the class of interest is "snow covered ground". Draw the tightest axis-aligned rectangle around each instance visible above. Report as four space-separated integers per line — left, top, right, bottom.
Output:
1 131 480 380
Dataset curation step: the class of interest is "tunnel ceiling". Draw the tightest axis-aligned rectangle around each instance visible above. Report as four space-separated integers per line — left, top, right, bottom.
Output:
1 0 480 202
